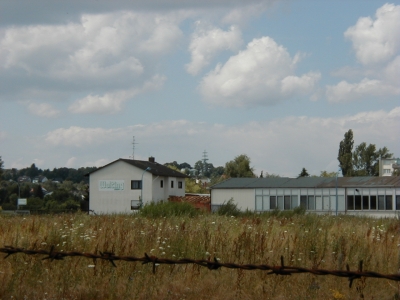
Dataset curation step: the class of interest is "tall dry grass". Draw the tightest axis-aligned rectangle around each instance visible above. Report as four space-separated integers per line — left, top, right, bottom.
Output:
0 212 399 299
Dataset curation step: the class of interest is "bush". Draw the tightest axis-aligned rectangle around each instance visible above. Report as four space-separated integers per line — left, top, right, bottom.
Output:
140 201 201 218
216 198 242 217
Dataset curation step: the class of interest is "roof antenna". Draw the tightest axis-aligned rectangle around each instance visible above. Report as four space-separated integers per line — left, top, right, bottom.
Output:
129 136 138 160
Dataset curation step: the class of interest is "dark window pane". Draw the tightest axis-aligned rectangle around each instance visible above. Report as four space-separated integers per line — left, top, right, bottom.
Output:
347 196 354 210
362 196 369 210
378 195 385 210
131 180 142 189
370 196 377 210
386 195 392 210
171 181 174 188
284 196 291 210
355 195 361 210
160 180 163 188
300 196 307 209
178 181 183 189
397 196 400 210
270 196 277 210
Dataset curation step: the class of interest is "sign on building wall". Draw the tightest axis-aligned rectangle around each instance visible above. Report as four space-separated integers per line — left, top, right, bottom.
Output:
99 180 124 191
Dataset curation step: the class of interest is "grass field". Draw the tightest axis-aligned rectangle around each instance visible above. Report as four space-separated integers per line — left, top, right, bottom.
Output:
0 209 399 299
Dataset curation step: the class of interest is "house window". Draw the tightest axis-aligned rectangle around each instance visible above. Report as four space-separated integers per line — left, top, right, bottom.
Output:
383 169 391 174
160 180 163 188
270 196 277 210
370 196 377 209
378 195 385 210
131 180 142 189
386 195 393 210
171 181 174 188
396 196 400 210
347 196 354 210
131 200 141 210
178 181 183 189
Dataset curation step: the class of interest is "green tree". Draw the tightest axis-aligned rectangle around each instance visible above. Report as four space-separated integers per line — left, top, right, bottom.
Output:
319 171 337 177
352 143 392 176
338 129 354 176
0 156 3 180
225 154 255 178
298 168 310 177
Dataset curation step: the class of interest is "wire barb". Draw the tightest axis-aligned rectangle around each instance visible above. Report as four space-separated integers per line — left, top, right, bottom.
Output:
1 246 399 285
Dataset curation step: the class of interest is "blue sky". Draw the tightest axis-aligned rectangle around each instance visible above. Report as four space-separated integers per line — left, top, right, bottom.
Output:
0 0 399 177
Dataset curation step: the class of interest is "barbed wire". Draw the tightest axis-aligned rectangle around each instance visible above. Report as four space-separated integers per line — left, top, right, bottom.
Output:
1 245 400 288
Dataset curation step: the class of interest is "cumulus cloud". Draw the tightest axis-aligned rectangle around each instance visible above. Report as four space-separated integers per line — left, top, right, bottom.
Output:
186 24 242 75
327 3 400 103
344 3 400 66
0 11 183 110
26 102 60 118
199 36 320 107
326 78 400 103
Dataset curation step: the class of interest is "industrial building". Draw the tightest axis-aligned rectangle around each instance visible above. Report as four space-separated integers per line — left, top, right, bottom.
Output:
210 176 400 217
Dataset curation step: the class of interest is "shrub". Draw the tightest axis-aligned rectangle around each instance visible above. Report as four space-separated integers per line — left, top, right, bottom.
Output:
216 198 242 217
139 201 201 218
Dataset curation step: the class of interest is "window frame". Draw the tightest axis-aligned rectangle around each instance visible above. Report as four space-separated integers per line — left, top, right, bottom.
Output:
131 180 142 190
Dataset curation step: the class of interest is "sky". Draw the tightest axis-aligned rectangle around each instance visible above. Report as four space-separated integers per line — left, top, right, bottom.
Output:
0 0 399 177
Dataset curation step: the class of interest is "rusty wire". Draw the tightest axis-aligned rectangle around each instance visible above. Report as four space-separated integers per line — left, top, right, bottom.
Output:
1 245 400 287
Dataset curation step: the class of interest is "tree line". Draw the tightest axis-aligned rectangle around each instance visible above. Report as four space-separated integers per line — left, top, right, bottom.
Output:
337 129 395 176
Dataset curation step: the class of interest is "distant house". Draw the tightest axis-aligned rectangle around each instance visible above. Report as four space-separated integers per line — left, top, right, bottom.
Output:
379 157 400 176
87 157 189 214
210 176 400 218
18 176 31 183
32 176 48 184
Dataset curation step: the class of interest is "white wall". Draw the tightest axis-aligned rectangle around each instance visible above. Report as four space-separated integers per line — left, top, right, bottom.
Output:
89 161 153 214
211 189 255 211
89 160 187 214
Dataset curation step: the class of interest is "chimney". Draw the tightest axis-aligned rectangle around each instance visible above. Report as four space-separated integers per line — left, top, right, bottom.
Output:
148 156 155 163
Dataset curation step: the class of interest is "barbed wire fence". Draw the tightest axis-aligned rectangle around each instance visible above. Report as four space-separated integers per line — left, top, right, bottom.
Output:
1 245 400 289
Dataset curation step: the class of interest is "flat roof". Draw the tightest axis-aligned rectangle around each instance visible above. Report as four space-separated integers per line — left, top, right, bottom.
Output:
210 176 400 189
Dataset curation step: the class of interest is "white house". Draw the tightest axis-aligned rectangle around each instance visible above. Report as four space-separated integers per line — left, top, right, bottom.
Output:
210 176 400 218
379 157 400 176
88 157 188 214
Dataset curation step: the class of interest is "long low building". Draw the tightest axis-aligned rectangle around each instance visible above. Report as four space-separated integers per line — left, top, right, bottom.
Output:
210 176 400 217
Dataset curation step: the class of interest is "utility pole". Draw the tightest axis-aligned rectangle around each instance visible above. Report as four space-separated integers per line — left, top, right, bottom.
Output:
130 136 138 160
202 150 208 176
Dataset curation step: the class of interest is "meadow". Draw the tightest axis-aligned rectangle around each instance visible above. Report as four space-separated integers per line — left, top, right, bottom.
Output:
0 207 399 299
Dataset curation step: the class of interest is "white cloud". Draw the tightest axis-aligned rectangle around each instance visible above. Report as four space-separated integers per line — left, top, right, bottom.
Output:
68 75 166 114
327 4 400 103
186 24 242 75
326 78 400 103
0 11 183 105
44 126 128 147
344 3 400 66
199 36 320 107
65 157 77 168
9 107 400 173
26 102 60 118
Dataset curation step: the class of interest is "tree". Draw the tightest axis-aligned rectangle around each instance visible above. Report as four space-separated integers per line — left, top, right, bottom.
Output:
352 143 392 176
298 168 310 177
225 154 255 178
338 129 354 176
319 171 337 177
0 156 3 181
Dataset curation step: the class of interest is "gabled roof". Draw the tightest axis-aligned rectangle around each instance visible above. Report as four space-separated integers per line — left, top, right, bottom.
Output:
210 176 400 189
86 158 189 178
